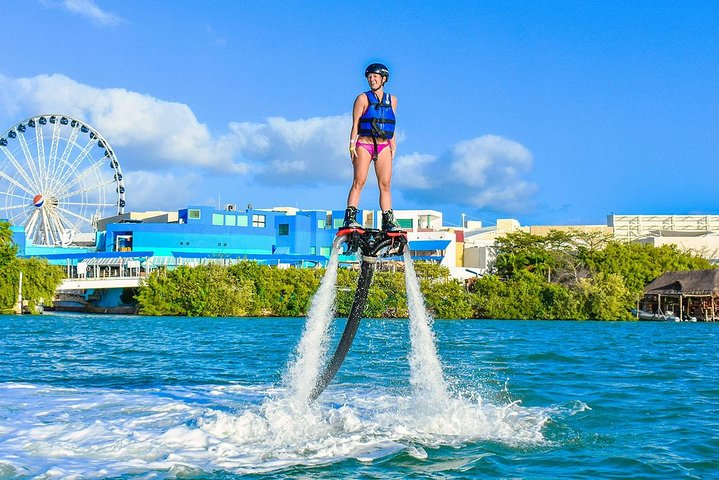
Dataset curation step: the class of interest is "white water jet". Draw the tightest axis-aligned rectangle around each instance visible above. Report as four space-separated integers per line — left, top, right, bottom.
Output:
403 250 450 404
283 246 341 402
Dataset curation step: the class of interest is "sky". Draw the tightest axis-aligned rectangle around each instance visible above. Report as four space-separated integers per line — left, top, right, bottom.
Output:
0 0 717 228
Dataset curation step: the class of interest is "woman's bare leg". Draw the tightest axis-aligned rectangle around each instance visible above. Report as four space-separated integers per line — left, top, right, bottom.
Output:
374 147 393 212
347 147 373 207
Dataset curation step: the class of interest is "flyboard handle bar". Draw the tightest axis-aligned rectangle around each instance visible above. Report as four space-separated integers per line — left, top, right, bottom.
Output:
308 228 407 402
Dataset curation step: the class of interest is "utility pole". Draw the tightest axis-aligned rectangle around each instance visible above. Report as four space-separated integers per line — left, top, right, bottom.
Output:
15 271 23 314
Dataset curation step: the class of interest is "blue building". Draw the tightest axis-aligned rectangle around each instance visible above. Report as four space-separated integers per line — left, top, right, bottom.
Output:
5 204 461 311
9 204 458 271
9 205 351 269
11 203 461 279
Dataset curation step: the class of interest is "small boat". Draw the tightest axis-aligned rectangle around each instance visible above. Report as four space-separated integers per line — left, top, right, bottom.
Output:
635 309 681 322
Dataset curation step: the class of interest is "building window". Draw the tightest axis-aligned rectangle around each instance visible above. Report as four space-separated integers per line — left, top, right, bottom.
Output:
317 219 326 229
237 215 248 227
333 218 344 229
188 209 201 220
252 214 266 228
279 223 289 236
212 213 224 225
115 234 133 252
225 215 236 226
320 246 331 257
311 246 316 255
398 218 413 229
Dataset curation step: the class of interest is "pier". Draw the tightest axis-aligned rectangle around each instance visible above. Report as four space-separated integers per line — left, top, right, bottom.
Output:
57 276 143 292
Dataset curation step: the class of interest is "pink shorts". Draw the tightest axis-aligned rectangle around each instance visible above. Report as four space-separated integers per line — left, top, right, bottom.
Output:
356 141 391 160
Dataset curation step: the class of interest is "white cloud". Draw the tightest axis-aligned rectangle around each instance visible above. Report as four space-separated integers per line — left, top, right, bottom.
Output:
0 73 353 185
0 73 537 215
398 135 537 213
394 152 436 189
0 73 359 194
449 135 533 189
0 73 249 174
122 170 201 212
59 0 123 26
250 115 351 185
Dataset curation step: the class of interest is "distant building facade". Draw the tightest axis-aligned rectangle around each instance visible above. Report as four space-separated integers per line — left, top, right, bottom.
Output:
9 209 719 283
11 205 458 272
609 214 719 263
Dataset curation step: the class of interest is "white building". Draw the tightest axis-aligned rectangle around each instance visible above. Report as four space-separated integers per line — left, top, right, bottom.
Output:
380 209 460 274
610 215 719 263
462 219 527 276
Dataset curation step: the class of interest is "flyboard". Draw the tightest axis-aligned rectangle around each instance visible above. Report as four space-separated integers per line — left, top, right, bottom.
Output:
308 226 408 402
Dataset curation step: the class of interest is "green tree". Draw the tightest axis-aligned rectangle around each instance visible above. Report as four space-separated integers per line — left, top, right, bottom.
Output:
0 257 64 313
412 262 472 318
579 240 712 297
135 267 184 315
472 231 712 320
493 230 584 282
136 263 256 316
335 266 359 317
372 269 408 317
576 272 634 320
420 277 473 318
1 222 64 312
539 281 584 319
265 267 322 317
135 233 714 320
470 270 583 320
0 221 18 269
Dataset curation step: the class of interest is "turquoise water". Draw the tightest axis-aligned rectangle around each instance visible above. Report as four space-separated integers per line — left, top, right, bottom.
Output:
1 314 717 479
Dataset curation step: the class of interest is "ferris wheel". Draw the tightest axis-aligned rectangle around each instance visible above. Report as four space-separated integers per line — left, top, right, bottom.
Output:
0 114 126 246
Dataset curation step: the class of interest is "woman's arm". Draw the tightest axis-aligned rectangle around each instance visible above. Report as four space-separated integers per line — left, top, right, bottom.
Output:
390 95 398 158
349 93 368 158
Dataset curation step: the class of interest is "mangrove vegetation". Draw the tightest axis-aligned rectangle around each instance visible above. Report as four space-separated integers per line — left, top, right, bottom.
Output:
0 221 64 313
135 231 713 320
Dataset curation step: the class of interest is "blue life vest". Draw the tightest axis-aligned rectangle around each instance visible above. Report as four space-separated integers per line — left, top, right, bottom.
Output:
358 91 395 139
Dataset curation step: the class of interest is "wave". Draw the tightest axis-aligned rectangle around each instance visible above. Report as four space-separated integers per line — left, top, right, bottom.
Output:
0 381 551 477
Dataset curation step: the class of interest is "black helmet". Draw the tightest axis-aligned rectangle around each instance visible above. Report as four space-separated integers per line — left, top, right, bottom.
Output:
365 63 389 81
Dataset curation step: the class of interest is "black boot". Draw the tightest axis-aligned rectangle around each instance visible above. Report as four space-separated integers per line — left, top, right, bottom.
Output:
343 206 361 228
382 209 400 232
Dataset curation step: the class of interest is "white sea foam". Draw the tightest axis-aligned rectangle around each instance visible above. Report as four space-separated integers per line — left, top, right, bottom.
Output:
0 381 550 477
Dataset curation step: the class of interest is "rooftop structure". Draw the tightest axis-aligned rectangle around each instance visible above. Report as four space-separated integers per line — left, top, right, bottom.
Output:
609 214 719 240
610 214 719 263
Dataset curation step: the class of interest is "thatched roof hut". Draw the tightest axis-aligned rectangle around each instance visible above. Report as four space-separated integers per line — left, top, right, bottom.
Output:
644 269 719 296
642 269 719 321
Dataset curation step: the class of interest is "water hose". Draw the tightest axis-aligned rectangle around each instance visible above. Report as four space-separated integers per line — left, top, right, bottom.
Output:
308 228 407 402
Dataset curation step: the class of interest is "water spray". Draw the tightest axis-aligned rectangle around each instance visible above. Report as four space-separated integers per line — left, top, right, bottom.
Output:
308 227 408 401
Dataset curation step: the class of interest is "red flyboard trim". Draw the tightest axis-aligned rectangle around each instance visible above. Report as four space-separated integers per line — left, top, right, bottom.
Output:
336 227 366 236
